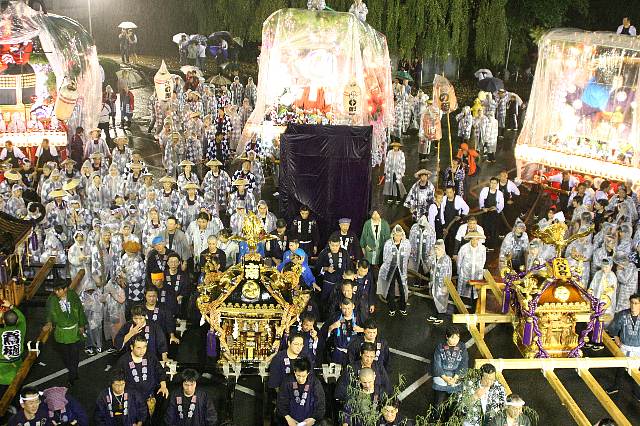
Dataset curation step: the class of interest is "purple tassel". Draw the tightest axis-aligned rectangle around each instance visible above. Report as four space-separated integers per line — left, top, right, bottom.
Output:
206 330 218 358
501 288 511 314
523 317 533 346
30 233 39 251
591 319 603 344
0 255 7 284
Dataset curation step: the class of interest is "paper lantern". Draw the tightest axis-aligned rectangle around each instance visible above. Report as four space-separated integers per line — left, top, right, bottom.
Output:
154 60 174 101
53 79 78 121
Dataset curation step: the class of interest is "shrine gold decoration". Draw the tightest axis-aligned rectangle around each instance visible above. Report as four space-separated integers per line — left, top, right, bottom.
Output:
505 222 598 358
197 212 309 364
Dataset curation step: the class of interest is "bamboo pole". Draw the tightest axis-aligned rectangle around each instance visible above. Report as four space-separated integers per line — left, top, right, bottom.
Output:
446 111 454 171
436 136 441 189
577 368 631 426
542 370 591 426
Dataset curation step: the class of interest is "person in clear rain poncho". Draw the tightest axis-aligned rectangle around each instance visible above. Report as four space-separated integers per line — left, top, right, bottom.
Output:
377 225 411 316
408 215 436 289
456 231 487 301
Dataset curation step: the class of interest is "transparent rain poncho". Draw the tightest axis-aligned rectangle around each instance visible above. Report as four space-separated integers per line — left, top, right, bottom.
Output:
241 8 394 157
1 1 101 135
516 29 640 182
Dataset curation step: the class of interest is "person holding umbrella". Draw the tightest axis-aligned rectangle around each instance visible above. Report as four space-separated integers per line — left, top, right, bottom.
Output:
197 41 207 69
118 28 129 64
127 29 138 64
178 34 188 65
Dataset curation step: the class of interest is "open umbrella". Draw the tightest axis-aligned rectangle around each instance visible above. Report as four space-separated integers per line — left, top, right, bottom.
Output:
172 33 188 44
180 65 203 78
395 70 413 82
118 21 137 29
116 68 145 89
478 77 504 93
190 34 208 45
474 69 493 80
208 31 232 43
232 37 244 47
171 74 184 86
209 74 232 86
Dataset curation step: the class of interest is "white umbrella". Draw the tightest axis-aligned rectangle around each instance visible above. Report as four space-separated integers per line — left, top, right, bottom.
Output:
172 33 188 44
118 21 138 29
170 74 184 86
180 65 203 78
116 68 145 89
474 68 493 80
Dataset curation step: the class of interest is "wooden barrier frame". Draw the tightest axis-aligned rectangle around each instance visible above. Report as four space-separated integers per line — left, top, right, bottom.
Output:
24 257 56 301
0 269 85 417
445 269 636 426
444 276 512 394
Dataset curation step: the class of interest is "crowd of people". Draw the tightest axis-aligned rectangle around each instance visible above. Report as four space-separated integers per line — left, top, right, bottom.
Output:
0 33 638 426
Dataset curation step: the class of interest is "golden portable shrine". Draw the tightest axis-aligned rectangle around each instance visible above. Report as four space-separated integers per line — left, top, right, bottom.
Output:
197 213 310 364
448 219 638 425
500 221 609 358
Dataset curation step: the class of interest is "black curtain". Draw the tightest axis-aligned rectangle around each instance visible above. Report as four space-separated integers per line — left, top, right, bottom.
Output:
279 124 373 249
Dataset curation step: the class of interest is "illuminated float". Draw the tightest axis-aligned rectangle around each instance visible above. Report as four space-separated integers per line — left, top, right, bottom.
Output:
0 1 101 161
516 29 640 183
241 8 394 165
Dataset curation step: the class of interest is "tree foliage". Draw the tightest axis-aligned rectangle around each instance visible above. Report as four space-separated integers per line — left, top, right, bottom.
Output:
474 0 508 65
180 0 602 69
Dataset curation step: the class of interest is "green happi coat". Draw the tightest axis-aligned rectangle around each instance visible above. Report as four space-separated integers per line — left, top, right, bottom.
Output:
359 219 391 265
0 307 26 384
46 289 87 344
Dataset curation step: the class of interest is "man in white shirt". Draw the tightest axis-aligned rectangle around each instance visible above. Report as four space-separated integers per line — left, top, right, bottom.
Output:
0 140 26 168
98 101 112 147
196 42 207 69
454 216 485 260
478 177 505 249
617 17 637 36
440 185 470 253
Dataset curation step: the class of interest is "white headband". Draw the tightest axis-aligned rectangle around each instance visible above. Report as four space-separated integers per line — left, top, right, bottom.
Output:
505 399 525 407
20 392 42 404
